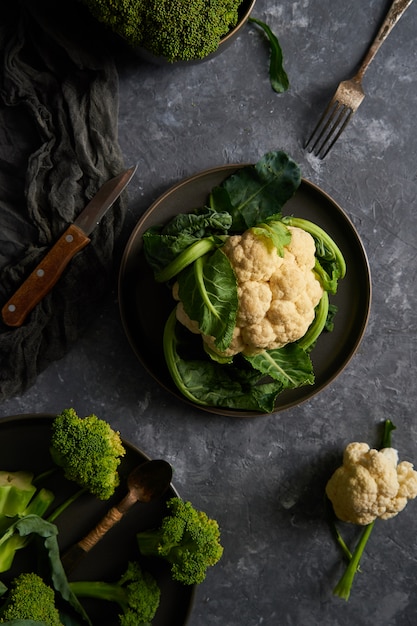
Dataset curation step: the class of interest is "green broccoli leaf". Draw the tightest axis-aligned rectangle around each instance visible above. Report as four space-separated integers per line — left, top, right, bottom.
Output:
143 206 231 276
210 151 301 232
251 219 292 256
0 515 91 625
244 344 315 388
162 207 232 236
249 17 289 93
177 248 238 352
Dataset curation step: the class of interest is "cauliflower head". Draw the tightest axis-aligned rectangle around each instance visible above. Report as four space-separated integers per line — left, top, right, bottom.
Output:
326 441 417 525
175 225 323 356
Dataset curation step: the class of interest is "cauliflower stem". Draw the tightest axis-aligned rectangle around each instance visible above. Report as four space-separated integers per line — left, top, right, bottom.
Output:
330 419 396 601
282 216 346 294
297 291 329 352
332 521 375 601
155 237 219 283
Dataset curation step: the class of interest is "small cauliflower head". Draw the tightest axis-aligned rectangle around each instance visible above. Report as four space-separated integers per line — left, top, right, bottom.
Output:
191 225 323 356
326 441 417 525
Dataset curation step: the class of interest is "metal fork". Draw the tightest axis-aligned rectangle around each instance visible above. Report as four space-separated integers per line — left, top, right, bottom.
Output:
305 0 414 158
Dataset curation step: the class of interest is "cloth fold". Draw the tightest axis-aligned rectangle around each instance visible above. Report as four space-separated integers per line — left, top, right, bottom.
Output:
0 0 126 401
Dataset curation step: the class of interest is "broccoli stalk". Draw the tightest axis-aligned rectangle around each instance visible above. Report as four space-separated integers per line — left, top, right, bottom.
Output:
0 572 63 625
137 497 223 585
331 419 396 600
0 471 37 519
69 561 160 626
0 486 54 574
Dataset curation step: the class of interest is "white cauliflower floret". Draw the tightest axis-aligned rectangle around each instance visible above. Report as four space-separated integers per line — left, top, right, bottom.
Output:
269 255 306 301
174 224 323 356
223 225 323 354
241 318 278 352
326 441 417 525
285 225 317 270
236 281 272 326
221 230 283 282
266 300 314 348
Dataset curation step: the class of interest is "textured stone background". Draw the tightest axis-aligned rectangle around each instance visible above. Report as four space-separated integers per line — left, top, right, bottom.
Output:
2 0 417 624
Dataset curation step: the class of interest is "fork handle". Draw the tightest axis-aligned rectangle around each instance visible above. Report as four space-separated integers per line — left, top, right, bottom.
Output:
355 0 414 82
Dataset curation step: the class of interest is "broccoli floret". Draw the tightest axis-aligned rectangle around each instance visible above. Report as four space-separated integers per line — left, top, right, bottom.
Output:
50 408 126 500
0 572 63 625
137 497 223 585
69 561 160 626
82 0 242 62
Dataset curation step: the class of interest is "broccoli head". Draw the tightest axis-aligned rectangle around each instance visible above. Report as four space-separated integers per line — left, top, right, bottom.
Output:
50 408 126 500
82 0 242 62
69 561 160 626
0 572 63 625
137 497 223 585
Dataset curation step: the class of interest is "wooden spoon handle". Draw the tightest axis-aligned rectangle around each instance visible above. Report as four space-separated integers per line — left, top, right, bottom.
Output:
61 494 135 574
78 506 124 552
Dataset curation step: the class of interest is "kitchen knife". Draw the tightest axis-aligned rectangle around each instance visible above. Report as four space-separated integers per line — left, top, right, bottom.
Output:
2 165 137 328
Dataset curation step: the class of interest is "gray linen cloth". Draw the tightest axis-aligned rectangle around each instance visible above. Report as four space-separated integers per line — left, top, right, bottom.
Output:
0 0 126 401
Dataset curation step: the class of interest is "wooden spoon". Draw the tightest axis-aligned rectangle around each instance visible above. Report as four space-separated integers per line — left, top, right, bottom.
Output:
61 459 172 574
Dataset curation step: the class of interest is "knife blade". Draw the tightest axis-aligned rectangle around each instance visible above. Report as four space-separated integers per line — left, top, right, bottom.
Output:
2 165 137 328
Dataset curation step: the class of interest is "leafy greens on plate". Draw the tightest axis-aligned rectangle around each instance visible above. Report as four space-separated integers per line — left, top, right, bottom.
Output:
142 151 346 413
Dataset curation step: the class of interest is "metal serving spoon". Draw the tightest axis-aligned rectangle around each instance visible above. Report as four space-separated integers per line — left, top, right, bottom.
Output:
61 459 173 574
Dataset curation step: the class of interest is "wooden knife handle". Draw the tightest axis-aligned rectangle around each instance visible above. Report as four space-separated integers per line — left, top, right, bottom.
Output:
1 224 90 327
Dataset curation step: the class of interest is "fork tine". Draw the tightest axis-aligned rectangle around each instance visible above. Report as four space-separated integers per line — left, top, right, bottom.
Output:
305 99 354 158
317 105 354 158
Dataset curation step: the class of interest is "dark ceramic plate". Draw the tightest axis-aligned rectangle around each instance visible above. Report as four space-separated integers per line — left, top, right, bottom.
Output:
119 165 371 416
0 414 194 625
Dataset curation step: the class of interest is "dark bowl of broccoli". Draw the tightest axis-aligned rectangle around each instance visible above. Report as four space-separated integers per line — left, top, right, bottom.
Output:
82 0 257 65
